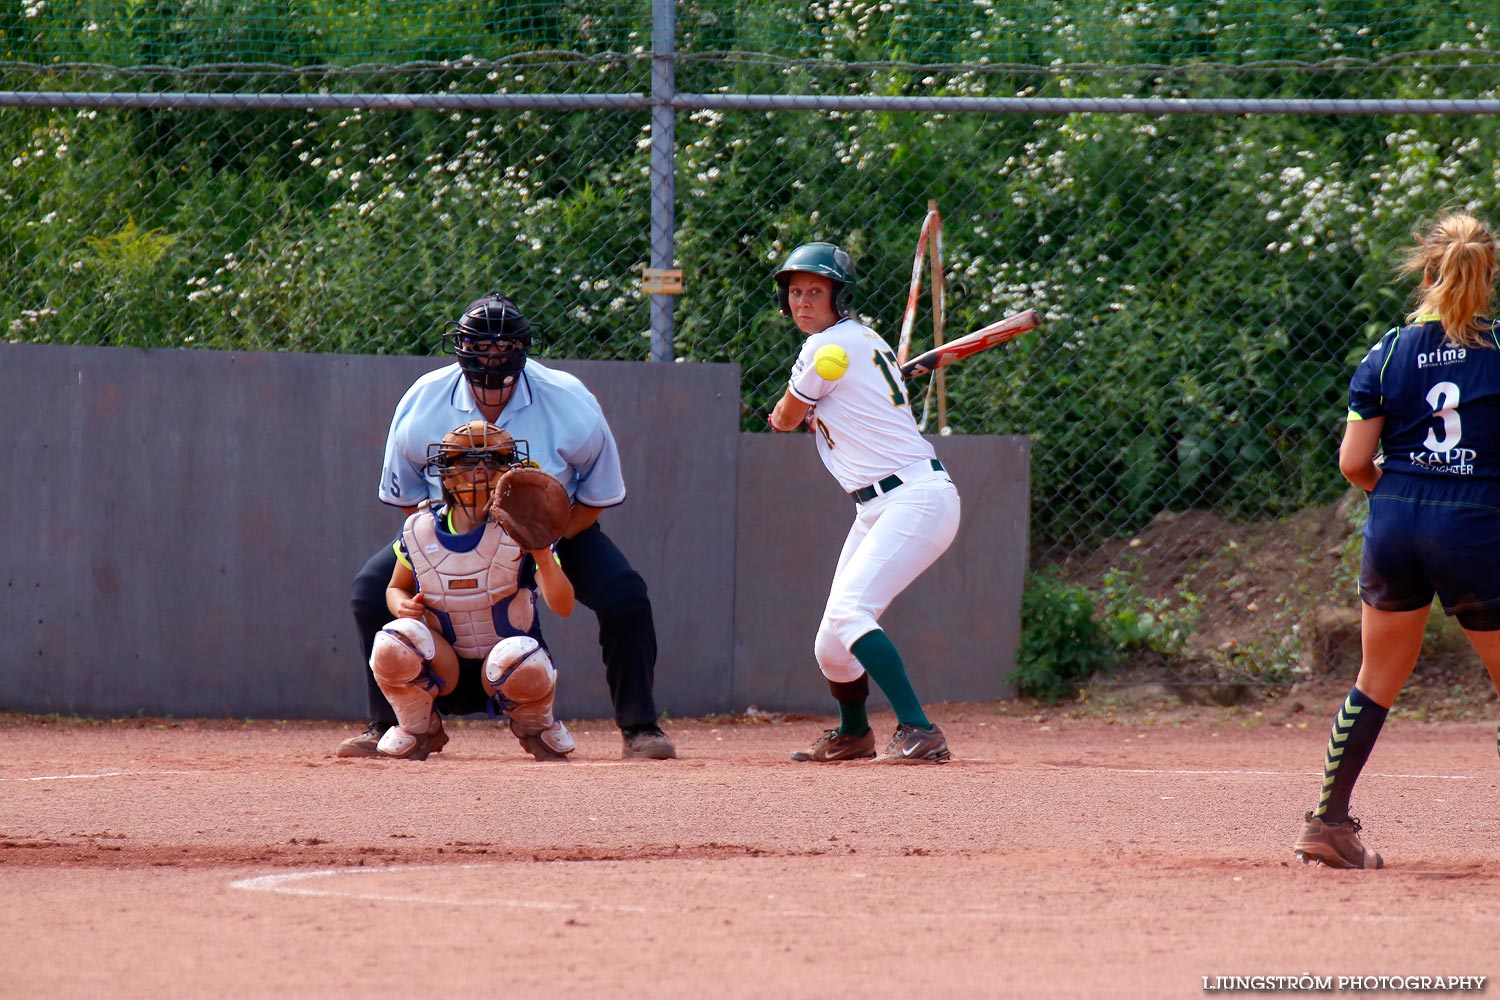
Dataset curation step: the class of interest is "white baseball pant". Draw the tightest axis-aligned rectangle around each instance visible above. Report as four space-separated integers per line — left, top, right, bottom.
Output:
814 469 961 682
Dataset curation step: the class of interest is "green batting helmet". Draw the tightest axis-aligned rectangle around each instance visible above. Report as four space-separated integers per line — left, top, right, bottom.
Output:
774 242 855 317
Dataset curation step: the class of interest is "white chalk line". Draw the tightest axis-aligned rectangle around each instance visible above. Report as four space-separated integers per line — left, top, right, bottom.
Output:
0 770 199 782
225 865 1132 920
233 865 840 918
230 864 1500 922
231 865 653 913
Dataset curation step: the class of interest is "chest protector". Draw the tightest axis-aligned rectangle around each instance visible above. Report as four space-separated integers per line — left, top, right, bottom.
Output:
403 512 525 658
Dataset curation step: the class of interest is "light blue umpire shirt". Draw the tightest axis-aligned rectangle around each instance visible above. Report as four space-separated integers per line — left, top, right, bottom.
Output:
379 360 627 510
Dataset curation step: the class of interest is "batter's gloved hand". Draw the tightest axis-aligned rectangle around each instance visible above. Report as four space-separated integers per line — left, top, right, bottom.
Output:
489 466 571 551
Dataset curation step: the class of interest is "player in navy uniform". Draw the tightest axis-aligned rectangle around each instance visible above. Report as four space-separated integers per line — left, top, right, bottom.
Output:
340 292 676 761
1295 212 1500 867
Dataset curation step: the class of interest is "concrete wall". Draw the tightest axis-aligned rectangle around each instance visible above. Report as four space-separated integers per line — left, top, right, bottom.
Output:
0 343 1025 720
734 434 1029 712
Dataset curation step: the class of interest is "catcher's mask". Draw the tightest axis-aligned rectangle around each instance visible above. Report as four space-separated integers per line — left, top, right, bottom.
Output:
422 420 529 517
774 242 854 318
443 292 532 391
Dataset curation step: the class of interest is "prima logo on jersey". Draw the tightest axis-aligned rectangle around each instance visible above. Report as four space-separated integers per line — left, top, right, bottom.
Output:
1417 346 1466 369
1409 448 1477 475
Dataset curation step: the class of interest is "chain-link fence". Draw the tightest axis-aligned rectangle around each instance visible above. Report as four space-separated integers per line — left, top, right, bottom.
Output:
7 2 1500 564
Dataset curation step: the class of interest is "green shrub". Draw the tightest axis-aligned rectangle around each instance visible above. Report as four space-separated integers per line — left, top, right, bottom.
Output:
1009 569 1116 703
1099 567 1203 657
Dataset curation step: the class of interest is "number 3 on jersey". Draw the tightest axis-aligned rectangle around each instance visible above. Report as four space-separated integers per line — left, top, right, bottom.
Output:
1425 381 1461 453
872 348 908 407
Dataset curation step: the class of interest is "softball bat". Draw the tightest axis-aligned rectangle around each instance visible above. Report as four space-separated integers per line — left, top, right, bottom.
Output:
900 308 1039 380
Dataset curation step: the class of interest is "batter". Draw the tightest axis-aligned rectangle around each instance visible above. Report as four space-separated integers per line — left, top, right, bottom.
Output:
768 241 961 764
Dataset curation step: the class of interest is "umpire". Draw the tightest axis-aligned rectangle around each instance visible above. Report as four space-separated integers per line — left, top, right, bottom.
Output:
339 292 676 760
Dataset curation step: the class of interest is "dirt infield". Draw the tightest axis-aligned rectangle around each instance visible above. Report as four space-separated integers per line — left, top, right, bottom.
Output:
3 705 1497 999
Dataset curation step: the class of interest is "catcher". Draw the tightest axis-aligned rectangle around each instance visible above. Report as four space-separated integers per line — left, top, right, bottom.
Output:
369 419 576 761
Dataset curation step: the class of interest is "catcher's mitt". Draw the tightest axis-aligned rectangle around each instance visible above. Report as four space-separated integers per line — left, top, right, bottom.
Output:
488 466 570 551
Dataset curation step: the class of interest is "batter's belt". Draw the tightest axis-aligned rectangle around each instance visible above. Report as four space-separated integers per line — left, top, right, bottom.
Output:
849 458 945 503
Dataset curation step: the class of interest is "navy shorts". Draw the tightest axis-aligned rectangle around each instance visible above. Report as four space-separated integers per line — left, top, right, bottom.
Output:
1360 485 1500 631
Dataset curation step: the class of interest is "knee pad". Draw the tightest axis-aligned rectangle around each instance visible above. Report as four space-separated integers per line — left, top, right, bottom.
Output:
371 619 441 732
483 636 558 734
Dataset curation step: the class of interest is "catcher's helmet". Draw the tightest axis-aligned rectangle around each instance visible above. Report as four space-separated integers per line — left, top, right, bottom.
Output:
443 292 533 391
422 420 528 515
774 242 855 317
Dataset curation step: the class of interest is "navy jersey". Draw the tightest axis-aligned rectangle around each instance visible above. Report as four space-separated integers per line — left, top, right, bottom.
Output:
1348 316 1500 484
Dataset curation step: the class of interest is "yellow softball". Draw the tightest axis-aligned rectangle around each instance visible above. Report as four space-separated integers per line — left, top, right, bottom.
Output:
813 344 850 380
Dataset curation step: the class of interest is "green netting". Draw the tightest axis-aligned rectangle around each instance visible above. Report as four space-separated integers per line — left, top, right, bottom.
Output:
682 0 1482 68
2 1 1495 72
8 1 1500 562
1 1 649 68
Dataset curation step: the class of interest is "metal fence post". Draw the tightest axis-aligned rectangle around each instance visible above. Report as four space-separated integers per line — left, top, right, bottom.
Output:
648 0 677 363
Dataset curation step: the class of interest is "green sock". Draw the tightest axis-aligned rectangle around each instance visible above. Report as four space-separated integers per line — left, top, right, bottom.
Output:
849 629 930 728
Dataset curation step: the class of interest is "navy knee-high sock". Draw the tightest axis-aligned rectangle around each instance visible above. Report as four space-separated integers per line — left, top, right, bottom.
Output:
1314 686 1389 824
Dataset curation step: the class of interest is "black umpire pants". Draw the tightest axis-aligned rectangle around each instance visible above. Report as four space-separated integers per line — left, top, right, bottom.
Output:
350 522 661 732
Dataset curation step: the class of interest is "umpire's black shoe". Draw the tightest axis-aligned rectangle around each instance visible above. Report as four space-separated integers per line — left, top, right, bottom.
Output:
1295 812 1383 869
622 725 677 760
335 721 389 758
871 722 951 764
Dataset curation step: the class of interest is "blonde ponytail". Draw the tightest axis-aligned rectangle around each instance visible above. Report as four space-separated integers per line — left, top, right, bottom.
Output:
1400 213 1497 349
